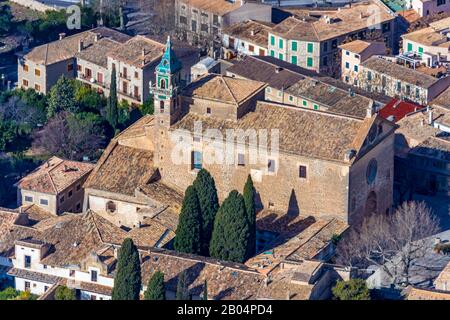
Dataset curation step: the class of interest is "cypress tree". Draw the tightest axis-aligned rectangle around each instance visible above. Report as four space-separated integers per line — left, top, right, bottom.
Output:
107 67 118 129
193 169 219 256
144 271 165 300
176 271 189 300
209 190 250 263
173 186 202 254
203 280 208 300
243 175 256 259
112 238 141 300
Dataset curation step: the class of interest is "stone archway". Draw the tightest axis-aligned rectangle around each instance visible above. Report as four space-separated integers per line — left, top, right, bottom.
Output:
365 191 377 215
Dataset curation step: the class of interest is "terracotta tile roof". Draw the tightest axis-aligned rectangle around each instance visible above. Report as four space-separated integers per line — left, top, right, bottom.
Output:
222 20 274 48
0 208 19 240
338 40 378 54
271 1 394 42
84 141 156 196
8 268 62 284
247 211 347 274
172 101 374 163
227 55 312 91
402 26 450 47
379 99 425 122
410 137 450 161
108 35 165 68
75 37 122 68
181 74 266 106
361 57 440 89
17 156 94 195
140 248 265 300
25 27 130 65
435 261 450 289
432 86 450 109
178 0 242 16
138 182 184 213
285 78 374 119
77 281 113 296
405 286 450 300
398 9 421 24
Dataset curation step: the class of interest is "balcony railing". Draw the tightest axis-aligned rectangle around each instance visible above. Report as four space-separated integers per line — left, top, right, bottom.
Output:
118 89 142 102
78 73 107 88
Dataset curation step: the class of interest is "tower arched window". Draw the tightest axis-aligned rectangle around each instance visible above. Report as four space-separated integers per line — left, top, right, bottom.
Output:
160 101 165 113
160 79 166 89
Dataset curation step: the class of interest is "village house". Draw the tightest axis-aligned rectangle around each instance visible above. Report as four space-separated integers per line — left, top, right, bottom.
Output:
339 40 387 86
83 38 397 232
401 17 450 67
356 56 450 105
267 1 396 74
0 205 351 300
18 27 130 94
226 55 389 117
406 0 450 17
222 19 274 58
16 157 94 215
174 0 272 48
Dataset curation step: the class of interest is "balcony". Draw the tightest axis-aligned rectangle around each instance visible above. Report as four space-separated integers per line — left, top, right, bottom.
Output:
118 89 142 102
119 72 131 81
78 73 107 88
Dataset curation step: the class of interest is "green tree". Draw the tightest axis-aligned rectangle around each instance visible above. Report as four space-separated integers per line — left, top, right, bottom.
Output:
144 271 165 300
55 286 76 300
176 271 189 300
332 279 371 300
203 280 208 300
47 76 78 118
107 67 118 129
141 99 154 115
0 287 19 300
210 190 250 263
243 175 256 259
174 186 202 254
0 5 13 34
193 169 219 256
112 238 142 300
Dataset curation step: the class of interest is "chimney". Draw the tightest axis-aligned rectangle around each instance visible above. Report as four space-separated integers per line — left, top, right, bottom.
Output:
360 12 364 19
142 48 146 58
428 109 433 125
275 67 282 73
250 30 255 36
344 149 356 162
286 290 291 300
94 33 101 42
366 101 375 118
59 33 66 40
78 39 84 52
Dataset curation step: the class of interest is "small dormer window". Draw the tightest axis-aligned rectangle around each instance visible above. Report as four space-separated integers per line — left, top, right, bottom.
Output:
24 255 31 269
91 270 98 282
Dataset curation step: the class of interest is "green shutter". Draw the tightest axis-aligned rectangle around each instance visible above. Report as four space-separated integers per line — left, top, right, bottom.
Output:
291 55 297 65
418 47 424 55
302 100 307 107
313 104 319 110
307 43 313 53
292 41 297 51
270 50 275 57
270 35 275 46
279 53 284 60
307 57 313 67
279 38 283 49
407 42 413 52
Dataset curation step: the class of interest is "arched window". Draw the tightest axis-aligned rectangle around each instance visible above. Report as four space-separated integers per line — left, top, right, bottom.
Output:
160 101 165 113
160 79 166 89
106 201 117 213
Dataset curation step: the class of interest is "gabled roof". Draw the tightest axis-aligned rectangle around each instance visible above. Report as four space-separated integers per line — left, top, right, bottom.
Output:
17 157 94 195
178 0 243 16
181 74 266 106
24 27 130 66
83 141 156 196
222 20 274 48
338 40 384 55
172 101 387 163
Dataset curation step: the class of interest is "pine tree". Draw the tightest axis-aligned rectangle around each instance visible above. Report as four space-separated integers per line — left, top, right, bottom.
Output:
243 175 256 259
176 271 189 300
144 271 165 300
193 169 219 256
111 238 141 300
173 186 202 254
47 76 77 118
210 190 250 263
107 67 118 129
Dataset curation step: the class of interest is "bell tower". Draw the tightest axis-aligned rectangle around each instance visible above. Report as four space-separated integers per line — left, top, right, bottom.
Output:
151 36 183 127
150 36 183 170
